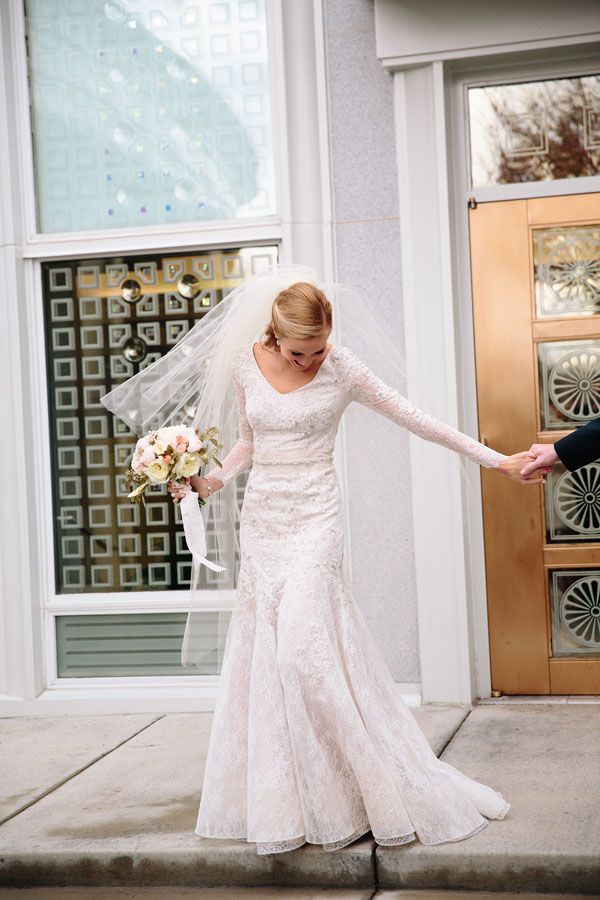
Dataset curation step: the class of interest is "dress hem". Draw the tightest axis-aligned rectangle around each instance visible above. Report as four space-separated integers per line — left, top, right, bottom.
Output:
195 808 504 856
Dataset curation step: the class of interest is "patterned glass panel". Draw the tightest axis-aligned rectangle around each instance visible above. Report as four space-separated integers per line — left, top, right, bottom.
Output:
549 571 600 657
44 245 278 593
545 461 600 543
25 0 275 232
468 74 600 187
538 340 600 430
534 225 600 319
56 610 231 676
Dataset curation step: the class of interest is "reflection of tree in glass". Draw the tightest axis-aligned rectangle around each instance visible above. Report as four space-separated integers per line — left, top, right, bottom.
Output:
483 76 600 184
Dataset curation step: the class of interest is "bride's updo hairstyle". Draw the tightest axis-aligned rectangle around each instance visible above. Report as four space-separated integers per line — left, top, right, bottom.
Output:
262 281 332 351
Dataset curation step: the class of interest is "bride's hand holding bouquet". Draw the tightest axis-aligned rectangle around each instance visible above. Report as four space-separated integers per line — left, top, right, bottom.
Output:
168 473 224 504
124 424 228 574
125 424 223 506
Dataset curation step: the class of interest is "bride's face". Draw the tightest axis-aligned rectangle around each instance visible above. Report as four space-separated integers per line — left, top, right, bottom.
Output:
278 334 331 373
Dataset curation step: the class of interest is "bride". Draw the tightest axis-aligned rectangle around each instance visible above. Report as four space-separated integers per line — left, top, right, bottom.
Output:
165 272 542 856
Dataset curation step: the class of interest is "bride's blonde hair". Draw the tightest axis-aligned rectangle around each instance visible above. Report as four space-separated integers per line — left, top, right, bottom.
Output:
262 281 332 351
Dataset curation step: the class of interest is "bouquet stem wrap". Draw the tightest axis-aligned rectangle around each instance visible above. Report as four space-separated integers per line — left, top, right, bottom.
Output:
179 485 227 575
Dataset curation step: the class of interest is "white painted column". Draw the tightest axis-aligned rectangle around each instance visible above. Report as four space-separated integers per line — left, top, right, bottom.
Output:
277 0 334 278
392 62 477 704
0 5 44 703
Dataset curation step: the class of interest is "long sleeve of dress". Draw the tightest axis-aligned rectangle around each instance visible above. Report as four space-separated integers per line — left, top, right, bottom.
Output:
204 368 254 486
348 351 506 469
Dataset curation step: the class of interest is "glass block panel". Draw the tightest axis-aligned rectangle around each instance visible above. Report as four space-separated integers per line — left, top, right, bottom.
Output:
44 245 278 593
55 610 231 676
25 0 275 232
534 225 600 319
545 461 600 542
549 570 600 657
538 340 600 430
469 74 600 187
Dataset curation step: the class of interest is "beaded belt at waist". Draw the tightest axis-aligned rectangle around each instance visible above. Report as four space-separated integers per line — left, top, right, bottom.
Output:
252 451 334 466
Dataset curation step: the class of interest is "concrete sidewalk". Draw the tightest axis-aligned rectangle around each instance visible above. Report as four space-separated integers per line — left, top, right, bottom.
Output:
0 702 599 894
0 890 595 899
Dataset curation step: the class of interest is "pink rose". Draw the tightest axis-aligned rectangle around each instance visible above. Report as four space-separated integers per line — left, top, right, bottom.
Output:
188 433 202 452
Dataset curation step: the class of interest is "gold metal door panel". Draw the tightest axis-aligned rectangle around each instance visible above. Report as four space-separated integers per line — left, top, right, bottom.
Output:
470 193 600 694
470 199 550 694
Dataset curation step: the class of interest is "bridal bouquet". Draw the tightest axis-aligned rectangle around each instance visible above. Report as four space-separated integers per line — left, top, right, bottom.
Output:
124 425 223 507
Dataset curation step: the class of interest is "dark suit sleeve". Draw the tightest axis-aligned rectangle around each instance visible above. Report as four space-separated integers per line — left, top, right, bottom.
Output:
555 418 600 471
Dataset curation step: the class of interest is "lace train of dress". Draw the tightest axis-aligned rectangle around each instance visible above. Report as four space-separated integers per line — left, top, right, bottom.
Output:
195 341 510 855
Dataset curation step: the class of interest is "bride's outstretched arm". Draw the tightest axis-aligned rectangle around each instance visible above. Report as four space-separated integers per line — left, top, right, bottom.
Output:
348 352 540 480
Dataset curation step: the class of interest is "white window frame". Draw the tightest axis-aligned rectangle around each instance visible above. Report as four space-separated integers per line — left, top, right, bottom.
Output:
0 0 341 713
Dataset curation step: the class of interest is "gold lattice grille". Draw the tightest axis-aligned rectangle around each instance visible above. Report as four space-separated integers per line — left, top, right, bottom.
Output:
44 246 278 593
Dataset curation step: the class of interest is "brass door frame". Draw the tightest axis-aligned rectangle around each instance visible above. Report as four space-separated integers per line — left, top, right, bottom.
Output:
470 193 600 694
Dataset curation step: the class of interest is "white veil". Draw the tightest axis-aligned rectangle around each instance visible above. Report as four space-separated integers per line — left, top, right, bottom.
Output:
100 262 449 669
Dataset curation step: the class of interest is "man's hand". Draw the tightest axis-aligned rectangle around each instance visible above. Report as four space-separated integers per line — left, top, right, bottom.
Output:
520 443 559 477
496 451 551 484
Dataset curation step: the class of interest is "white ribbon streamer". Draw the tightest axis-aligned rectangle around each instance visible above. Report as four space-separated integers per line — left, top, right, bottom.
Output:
179 485 227 574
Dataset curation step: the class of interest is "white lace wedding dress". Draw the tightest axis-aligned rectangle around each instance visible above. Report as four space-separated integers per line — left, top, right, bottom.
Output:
195 339 510 855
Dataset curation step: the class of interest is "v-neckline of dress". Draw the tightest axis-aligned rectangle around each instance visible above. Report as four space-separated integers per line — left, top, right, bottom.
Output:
250 341 335 396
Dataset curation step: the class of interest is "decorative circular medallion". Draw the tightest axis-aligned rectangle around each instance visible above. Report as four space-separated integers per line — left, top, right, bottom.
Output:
554 464 600 533
545 234 600 306
560 575 600 648
548 350 600 420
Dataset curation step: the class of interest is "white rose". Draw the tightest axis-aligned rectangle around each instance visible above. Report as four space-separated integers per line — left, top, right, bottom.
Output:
151 435 169 454
136 437 149 452
142 446 156 464
173 452 201 479
146 458 170 484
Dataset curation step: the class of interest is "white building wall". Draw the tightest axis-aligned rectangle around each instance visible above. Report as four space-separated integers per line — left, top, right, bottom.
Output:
323 0 421 684
4 0 597 713
0 0 425 714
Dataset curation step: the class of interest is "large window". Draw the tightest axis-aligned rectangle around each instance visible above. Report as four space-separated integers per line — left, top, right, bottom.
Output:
44 246 278 677
25 0 276 232
22 1 282 681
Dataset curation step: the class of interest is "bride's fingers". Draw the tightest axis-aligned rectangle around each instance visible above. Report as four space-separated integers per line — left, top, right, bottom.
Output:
167 481 185 503
520 474 545 484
